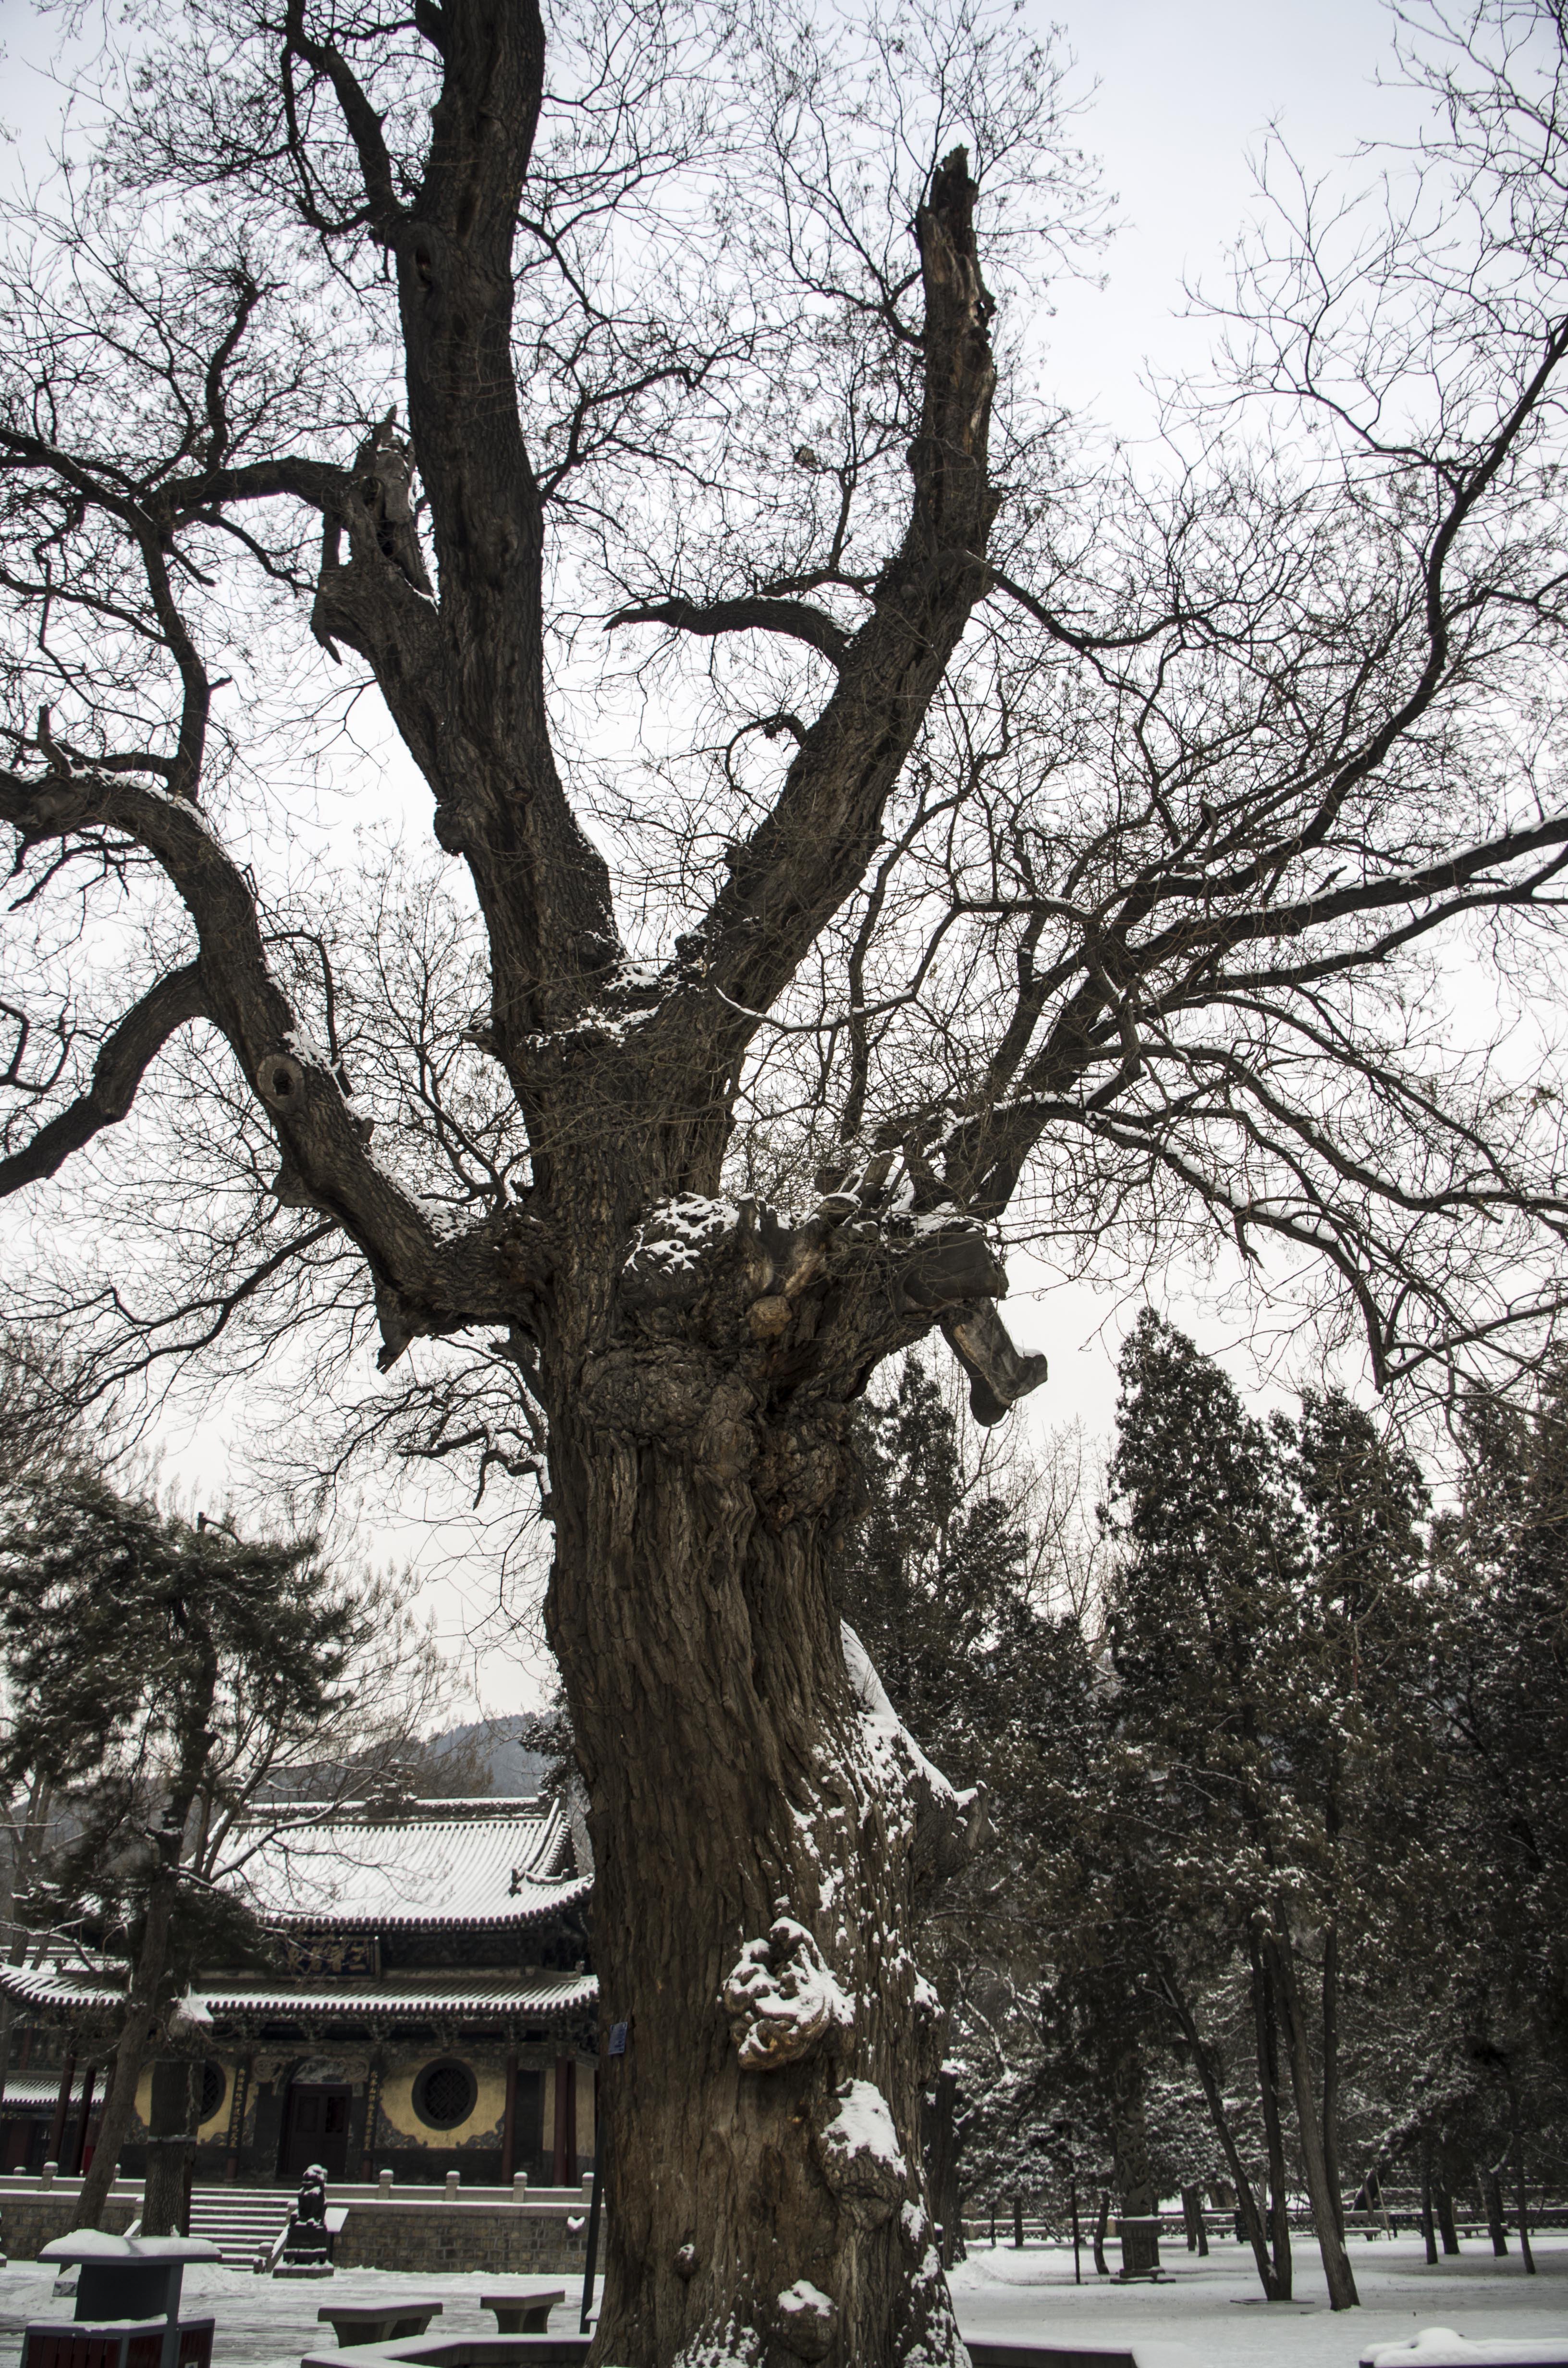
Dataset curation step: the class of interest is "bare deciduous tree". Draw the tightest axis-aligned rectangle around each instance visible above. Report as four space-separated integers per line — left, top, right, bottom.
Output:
5 0 1568 2353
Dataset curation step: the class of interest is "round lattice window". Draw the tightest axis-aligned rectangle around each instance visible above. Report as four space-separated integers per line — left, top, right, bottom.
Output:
199 2061 226 2122
414 2060 477 2130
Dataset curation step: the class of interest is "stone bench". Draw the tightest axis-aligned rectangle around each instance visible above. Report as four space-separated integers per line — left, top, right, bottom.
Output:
479 2293 565 2334
317 2304 445 2347
1361 2336 1568 2368
297 2334 1201 2368
299 2337 588 2368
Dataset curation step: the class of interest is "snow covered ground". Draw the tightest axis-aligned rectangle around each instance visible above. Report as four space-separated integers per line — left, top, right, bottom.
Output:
0 2236 1560 2368
0 2260 586 2368
949 2232 1568 2368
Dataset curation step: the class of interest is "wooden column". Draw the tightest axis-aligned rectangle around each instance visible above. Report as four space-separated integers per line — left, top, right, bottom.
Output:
500 2051 518 2184
551 2055 575 2185
358 2054 383 2182
225 2055 253 2183
46 2049 76 2166
67 2063 98 2174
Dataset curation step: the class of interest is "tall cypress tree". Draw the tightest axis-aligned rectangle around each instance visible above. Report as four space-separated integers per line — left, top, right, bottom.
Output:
830 1354 1041 2262
832 1355 1037 1792
1433 1369 1568 2248
0 1470 385 2228
1100 1312 1434 2312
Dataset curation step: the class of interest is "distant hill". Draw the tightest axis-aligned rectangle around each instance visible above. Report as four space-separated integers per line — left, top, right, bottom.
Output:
427 1713 556 1797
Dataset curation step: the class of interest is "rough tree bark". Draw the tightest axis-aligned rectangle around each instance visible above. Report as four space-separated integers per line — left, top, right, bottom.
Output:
924 2066 966 2270
142 2059 200 2238
546 1202 998 2363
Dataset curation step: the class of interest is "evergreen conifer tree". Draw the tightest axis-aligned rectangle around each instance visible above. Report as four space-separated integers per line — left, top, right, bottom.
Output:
1097 1312 1435 2311
0 1469 419 2227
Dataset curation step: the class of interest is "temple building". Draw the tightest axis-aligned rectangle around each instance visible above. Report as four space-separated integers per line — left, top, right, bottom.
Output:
0 1796 598 2188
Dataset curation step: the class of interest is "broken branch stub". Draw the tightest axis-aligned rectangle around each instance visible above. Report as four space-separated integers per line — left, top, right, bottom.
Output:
940 1299 1048 1425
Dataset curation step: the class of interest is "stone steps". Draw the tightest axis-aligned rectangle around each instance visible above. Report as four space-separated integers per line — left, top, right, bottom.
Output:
185 2186 293 2267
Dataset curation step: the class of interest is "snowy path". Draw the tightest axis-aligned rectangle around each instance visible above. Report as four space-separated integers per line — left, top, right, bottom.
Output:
0 2262 586 2368
0 2236 1560 2368
950 2232 1568 2367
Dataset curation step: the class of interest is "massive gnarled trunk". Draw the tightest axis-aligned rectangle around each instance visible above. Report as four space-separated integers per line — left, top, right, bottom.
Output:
555 1430 955 2363
543 1197 1010 2365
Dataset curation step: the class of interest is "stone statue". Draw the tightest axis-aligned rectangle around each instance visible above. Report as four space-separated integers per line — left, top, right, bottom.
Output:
275 2163 332 2277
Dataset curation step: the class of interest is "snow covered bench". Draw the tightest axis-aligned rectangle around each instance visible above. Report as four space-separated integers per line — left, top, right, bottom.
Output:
316 2303 444 2347
479 2292 565 2333
1361 2333 1568 2368
965 2344 1205 2368
299 2339 588 2368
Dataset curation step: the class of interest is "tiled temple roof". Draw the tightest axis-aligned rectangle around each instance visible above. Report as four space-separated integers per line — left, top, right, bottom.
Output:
0 1965 597 2022
228 1798 589 1931
0 2072 71 2107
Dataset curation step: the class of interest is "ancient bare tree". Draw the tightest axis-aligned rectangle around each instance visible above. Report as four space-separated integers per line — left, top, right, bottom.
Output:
5 0 1568 2355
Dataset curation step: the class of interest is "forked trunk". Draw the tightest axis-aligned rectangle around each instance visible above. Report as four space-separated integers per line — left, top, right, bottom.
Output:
549 1394 970 2368
1485 2168 1509 2256
1249 1936 1293 2301
1265 1931 1358 2310
1158 1965 1280 2299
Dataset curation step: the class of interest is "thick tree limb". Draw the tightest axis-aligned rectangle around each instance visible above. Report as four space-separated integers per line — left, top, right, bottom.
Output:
381 0 620 1042
0 770 551 1348
632 149 1001 1179
0 966 207 1194
608 595 851 666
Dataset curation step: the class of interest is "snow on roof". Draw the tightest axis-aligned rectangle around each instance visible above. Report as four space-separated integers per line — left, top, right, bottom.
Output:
0 2073 70 2109
230 1799 588 1931
199 1973 598 2020
0 1966 597 2022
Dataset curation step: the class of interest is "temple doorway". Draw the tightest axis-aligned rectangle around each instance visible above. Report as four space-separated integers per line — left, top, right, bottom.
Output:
280 2083 352 2181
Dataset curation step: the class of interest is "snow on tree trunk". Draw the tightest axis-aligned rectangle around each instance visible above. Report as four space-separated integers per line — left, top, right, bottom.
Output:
549 1372 976 2368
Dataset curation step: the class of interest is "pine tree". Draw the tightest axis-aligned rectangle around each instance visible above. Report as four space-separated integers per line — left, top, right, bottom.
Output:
831 1356 1037 1793
0 1470 414 2228
1096 1312 1436 2311
1426 1369 1568 2257
827 1355 1040 2261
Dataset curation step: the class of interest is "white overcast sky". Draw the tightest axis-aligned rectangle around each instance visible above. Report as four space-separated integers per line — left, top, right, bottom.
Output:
0 0 1446 1711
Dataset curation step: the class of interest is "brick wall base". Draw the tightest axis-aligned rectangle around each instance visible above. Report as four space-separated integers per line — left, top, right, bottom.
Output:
334 2204 591 2277
2 2195 139 2258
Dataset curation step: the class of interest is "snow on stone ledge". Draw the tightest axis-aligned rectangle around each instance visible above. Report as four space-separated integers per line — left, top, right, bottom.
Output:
1361 2334 1568 2367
